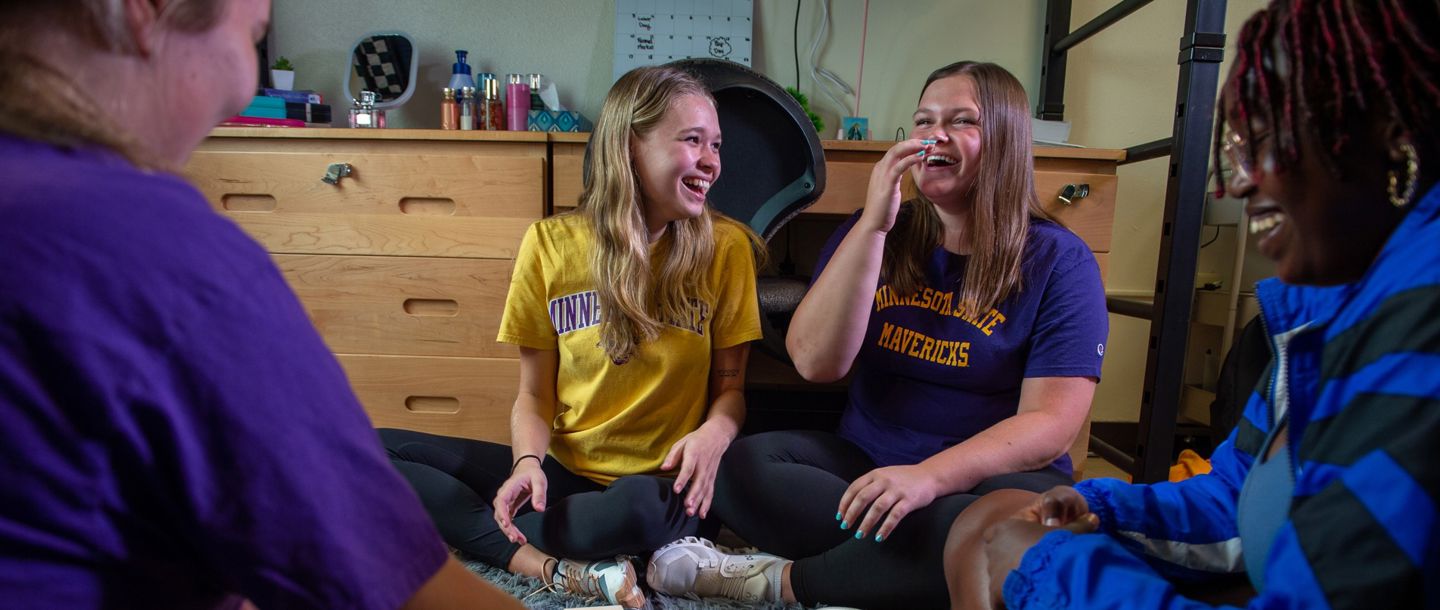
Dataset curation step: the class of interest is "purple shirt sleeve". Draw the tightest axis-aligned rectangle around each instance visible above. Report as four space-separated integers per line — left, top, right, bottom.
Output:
151 248 449 609
0 138 447 609
1023 238 1108 379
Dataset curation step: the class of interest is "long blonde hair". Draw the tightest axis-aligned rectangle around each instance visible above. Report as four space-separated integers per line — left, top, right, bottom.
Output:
579 65 756 363
0 0 225 170
884 61 1054 315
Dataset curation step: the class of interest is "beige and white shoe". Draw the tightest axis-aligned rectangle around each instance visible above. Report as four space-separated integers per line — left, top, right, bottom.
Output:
646 536 790 603
549 556 649 610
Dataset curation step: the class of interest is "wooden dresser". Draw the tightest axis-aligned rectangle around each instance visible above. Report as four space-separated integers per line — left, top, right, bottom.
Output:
183 128 548 444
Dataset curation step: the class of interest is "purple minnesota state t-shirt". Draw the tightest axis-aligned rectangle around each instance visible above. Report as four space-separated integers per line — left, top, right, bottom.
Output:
815 212 1108 475
0 134 447 609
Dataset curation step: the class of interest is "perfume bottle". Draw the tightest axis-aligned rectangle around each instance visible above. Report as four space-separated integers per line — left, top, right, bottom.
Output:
479 73 504 131
349 90 384 128
459 86 476 130
528 73 545 110
440 87 458 130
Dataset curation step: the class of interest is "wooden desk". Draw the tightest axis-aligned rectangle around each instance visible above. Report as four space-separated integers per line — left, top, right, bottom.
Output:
552 134 1122 281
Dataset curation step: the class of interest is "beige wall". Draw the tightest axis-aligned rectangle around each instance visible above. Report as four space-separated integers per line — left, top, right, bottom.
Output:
271 0 1277 423
271 1 1043 132
753 1 1044 138
271 1 614 129
1062 0 1272 422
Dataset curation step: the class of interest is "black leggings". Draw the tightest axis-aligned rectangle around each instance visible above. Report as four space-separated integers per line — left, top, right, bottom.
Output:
713 430 1071 610
380 429 706 569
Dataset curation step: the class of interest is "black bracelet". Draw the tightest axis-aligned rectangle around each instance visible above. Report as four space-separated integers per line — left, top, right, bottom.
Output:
510 454 542 475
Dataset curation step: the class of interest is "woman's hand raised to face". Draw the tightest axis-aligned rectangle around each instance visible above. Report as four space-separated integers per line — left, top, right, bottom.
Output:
836 464 942 543
858 136 943 234
492 461 548 546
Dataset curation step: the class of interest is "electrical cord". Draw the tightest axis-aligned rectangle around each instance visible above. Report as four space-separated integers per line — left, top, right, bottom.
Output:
808 0 855 115
794 0 801 90
1199 225 1221 248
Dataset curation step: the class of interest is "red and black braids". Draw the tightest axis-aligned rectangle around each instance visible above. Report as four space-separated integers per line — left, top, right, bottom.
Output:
1214 0 1440 197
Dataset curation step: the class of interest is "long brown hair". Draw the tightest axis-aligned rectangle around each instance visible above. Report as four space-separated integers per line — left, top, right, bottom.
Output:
0 0 226 170
578 65 759 363
884 61 1053 315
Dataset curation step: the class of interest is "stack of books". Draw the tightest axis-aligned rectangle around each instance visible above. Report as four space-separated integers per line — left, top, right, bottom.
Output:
222 89 331 128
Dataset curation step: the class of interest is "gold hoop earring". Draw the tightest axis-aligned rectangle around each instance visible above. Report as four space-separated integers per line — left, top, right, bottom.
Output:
1388 142 1419 208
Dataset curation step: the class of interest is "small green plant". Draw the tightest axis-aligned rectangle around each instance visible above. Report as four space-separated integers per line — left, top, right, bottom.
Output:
271 56 293 71
786 87 824 134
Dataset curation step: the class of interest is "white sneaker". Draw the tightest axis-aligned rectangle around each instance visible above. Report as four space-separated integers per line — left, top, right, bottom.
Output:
646 536 789 603
550 556 649 610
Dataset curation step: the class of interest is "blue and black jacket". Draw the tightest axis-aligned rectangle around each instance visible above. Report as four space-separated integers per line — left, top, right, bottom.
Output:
1003 182 1440 609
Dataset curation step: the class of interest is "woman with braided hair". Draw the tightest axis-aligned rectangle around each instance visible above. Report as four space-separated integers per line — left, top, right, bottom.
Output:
944 0 1440 608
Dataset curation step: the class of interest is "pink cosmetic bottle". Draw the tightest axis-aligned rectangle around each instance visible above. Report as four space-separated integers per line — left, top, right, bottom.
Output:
505 73 530 131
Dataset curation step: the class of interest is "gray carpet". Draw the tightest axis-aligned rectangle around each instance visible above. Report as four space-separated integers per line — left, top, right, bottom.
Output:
461 557 812 610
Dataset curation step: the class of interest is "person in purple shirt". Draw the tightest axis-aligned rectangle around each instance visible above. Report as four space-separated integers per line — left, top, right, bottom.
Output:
0 1 521 608
646 62 1108 609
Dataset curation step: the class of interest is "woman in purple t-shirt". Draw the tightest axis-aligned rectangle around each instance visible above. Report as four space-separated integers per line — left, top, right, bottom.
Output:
0 1 521 608
646 62 1108 609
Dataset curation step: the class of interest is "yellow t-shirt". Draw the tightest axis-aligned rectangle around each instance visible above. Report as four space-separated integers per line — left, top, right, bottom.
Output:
496 214 762 485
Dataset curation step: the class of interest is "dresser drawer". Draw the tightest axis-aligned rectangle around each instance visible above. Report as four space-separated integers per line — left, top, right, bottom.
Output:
186 142 544 259
553 141 586 212
277 254 518 358
338 354 518 444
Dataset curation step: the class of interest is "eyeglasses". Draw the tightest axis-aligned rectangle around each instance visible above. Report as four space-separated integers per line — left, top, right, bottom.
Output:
1219 126 1267 188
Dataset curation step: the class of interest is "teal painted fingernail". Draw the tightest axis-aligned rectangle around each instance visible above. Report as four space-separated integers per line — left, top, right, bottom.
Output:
875 533 884 542
855 530 864 540
840 521 849 530
835 512 842 521
915 151 924 157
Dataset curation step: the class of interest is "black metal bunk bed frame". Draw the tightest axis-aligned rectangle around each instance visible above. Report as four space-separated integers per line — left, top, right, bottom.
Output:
1038 0 1229 483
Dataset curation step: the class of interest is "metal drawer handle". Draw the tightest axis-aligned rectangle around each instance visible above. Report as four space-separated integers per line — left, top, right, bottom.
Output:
321 162 353 185
1058 183 1090 205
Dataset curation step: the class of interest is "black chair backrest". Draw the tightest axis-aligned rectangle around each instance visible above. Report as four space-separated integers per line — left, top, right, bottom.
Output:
583 59 826 242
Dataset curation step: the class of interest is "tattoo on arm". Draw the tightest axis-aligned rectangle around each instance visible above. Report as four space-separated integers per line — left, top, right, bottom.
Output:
715 369 740 378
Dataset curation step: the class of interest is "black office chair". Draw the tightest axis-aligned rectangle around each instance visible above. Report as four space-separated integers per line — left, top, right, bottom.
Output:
671 59 826 242
585 59 827 361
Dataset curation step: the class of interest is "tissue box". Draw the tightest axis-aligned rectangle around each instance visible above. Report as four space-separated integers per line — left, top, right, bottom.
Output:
527 110 592 132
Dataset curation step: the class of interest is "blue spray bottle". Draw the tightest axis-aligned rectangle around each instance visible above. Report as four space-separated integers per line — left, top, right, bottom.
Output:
448 50 476 102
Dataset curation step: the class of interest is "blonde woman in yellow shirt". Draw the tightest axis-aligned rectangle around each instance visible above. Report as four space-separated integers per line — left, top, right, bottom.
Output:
381 65 762 610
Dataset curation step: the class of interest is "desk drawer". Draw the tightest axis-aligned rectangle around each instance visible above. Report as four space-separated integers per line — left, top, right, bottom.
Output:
277 254 517 358
187 149 543 258
339 354 517 443
1035 171 1116 253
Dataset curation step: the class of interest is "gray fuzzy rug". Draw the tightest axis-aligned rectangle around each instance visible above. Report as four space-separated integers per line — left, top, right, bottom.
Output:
461 557 812 610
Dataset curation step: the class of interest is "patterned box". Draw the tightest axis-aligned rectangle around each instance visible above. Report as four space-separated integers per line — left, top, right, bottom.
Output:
527 110 592 132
